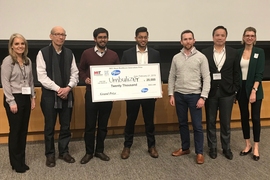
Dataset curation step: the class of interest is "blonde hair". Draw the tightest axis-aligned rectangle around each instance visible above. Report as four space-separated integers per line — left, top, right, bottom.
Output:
8 33 29 65
241 27 257 45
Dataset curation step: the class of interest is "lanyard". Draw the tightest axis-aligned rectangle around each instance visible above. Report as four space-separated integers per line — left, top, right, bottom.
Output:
17 63 27 80
213 51 225 70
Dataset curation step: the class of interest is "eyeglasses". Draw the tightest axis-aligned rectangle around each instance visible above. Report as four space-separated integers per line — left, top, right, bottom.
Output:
137 36 148 40
52 33 67 37
245 35 255 38
97 36 108 40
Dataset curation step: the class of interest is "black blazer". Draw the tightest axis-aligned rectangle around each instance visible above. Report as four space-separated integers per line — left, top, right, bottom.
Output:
121 46 161 64
121 46 161 81
201 46 240 97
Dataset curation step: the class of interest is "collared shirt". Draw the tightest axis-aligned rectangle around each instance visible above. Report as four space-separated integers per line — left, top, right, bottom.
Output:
95 46 107 57
36 49 79 92
1 55 35 106
136 45 148 64
182 47 196 59
213 47 226 71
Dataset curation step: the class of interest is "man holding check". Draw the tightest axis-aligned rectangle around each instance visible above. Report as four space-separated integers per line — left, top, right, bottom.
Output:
120 27 161 159
79 27 120 164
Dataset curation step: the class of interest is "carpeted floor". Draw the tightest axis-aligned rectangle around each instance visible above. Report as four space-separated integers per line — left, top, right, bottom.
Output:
0 128 269 180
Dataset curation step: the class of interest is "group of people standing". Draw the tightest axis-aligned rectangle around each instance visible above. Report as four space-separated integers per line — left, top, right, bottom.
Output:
168 26 265 164
0 25 264 173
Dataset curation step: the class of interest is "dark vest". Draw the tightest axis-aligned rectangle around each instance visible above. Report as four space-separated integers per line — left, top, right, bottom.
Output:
40 45 74 108
41 45 72 81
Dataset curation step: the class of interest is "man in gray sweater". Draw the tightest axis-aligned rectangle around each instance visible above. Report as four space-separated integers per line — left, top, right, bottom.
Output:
168 30 210 164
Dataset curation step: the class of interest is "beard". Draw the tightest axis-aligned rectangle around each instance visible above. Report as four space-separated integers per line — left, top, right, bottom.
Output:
97 42 106 50
184 44 193 50
137 42 147 49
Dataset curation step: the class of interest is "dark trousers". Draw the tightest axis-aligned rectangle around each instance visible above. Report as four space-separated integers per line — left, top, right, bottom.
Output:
238 81 262 142
205 89 235 150
124 99 156 148
41 96 72 156
174 92 203 154
4 94 31 169
84 90 113 154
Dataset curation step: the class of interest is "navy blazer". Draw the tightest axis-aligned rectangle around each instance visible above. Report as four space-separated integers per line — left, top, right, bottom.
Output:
237 47 265 100
201 46 240 97
121 46 161 64
121 46 161 81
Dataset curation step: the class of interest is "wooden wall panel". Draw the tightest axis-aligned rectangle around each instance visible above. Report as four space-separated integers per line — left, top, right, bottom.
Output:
1 82 270 143
0 89 8 134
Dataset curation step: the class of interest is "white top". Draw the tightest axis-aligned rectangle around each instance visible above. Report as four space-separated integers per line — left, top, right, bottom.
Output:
213 47 226 72
94 46 107 57
136 45 148 64
240 56 250 80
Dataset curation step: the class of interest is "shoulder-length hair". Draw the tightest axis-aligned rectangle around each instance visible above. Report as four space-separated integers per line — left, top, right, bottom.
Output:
8 33 30 65
241 27 257 45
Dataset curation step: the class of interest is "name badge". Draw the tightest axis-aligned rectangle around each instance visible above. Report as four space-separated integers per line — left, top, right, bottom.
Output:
22 87 31 94
254 53 259 59
213 73 221 80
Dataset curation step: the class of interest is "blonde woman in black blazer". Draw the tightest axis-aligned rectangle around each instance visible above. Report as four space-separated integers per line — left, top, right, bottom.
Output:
237 27 265 161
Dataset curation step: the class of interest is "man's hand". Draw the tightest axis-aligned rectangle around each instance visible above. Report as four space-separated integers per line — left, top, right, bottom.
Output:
85 77 91 85
169 95 175 106
196 98 205 109
57 87 71 99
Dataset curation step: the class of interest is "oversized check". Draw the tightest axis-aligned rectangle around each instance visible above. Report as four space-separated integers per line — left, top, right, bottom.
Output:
90 63 162 102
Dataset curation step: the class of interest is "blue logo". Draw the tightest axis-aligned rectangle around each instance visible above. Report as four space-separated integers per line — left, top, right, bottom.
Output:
141 88 148 93
111 70 121 76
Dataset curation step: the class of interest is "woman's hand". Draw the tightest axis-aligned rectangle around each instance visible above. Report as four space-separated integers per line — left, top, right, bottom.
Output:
31 98 36 110
10 104 18 114
249 90 256 103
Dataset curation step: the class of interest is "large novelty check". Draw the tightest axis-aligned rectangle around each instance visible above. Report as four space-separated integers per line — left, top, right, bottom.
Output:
90 63 162 102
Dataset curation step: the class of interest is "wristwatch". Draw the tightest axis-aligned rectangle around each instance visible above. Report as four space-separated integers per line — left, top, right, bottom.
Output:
200 96 207 101
252 87 258 91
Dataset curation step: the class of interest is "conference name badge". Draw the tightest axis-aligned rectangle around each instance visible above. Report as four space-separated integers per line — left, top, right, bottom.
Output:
254 53 259 59
213 73 221 80
22 87 31 95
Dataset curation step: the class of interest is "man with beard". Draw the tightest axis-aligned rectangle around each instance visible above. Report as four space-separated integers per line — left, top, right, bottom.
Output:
120 27 161 159
201 26 240 160
168 30 210 164
79 27 120 164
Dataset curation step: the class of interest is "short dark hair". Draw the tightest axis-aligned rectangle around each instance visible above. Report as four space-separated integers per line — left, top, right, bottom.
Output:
212 26 228 37
181 30 194 40
93 27 109 38
135 27 148 37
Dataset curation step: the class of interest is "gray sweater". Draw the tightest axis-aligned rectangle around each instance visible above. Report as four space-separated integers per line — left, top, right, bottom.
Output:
1 55 35 106
168 47 210 98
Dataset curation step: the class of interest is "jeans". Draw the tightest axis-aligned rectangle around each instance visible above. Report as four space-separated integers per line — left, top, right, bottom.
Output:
174 92 203 154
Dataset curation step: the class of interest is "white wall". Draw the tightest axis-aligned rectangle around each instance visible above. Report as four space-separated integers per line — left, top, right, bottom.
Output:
1 0 269 41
